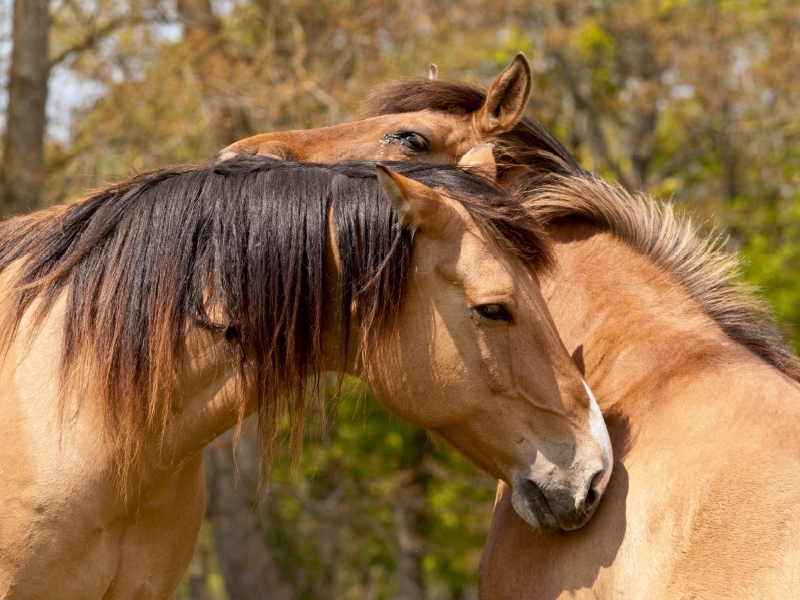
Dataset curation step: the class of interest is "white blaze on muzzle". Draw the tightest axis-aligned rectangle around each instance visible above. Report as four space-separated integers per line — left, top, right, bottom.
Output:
583 379 613 493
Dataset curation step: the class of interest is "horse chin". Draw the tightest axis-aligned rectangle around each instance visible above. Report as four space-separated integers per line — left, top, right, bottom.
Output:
510 477 560 532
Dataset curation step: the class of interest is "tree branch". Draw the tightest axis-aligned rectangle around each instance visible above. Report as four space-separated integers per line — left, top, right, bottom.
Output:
553 50 629 186
50 15 143 68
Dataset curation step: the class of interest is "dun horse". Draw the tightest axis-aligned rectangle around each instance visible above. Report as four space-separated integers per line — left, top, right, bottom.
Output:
216 60 800 596
0 158 611 598
479 172 800 598
212 53 581 180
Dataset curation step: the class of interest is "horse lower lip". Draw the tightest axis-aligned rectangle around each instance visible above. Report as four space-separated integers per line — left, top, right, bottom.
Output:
550 496 594 531
557 511 591 531
514 479 560 531
536 497 560 531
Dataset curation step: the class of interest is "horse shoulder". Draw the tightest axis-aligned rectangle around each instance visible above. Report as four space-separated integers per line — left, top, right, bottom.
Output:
0 291 123 596
663 360 800 598
102 454 207 599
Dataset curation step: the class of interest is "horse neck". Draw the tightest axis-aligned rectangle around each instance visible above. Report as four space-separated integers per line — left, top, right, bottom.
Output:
541 220 733 417
154 233 352 476
121 331 248 484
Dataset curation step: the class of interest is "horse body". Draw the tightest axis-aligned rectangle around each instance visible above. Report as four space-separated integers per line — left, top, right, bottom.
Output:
0 160 611 598
216 61 800 594
207 56 800 593
479 186 800 598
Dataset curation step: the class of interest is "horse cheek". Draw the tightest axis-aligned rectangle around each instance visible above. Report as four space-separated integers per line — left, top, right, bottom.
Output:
476 327 512 393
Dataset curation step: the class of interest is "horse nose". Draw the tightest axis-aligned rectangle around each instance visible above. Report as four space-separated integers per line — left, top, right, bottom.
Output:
510 463 612 532
547 466 611 531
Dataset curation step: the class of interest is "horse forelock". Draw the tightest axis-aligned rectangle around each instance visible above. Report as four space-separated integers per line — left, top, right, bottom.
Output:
0 156 553 482
518 172 800 380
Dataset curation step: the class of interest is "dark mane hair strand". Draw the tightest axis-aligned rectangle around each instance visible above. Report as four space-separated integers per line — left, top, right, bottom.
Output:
0 156 553 482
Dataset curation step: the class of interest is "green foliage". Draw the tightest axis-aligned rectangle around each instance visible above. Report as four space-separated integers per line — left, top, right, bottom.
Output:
175 521 230 600
573 19 614 58
258 379 494 598
728 190 800 343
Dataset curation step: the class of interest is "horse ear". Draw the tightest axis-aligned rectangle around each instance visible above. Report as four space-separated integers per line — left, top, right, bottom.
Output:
376 164 456 237
458 143 497 179
476 52 532 135
429 63 439 80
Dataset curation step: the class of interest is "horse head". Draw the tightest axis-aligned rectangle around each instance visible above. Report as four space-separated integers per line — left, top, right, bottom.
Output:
211 54 532 168
368 165 612 530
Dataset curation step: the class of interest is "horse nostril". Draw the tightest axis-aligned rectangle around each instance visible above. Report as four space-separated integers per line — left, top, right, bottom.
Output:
585 486 598 508
583 467 608 510
590 468 606 491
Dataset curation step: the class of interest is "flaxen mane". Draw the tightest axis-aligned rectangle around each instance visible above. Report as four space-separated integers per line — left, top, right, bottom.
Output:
518 172 800 380
0 157 553 478
360 78 584 177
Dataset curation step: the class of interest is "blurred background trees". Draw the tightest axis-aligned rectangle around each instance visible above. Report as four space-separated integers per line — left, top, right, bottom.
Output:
1 0 47 212
1 0 799 598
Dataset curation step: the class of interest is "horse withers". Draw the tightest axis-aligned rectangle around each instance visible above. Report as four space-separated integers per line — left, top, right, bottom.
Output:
0 159 610 598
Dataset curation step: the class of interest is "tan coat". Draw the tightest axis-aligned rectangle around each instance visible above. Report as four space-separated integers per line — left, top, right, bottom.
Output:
479 180 800 599
0 164 610 598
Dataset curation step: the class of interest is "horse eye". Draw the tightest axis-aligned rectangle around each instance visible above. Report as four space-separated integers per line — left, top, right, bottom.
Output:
399 132 429 152
475 304 514 323
223 323 239 341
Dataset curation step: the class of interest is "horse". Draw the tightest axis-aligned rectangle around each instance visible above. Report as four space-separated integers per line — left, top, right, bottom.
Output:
0 157 612 598
478 171 800 598
210 53 582 180
214 65 800 596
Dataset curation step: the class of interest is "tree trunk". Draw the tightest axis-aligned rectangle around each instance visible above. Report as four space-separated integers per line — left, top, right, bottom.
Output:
1 0 49 215
394 431 431 600
205 427 297 600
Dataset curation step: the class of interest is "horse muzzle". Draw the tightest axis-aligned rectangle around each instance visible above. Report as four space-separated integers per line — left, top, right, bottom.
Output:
510 463 610 531
509 380 613 531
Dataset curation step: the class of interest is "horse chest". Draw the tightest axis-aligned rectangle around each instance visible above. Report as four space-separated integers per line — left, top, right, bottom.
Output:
100 455 207 599
0 435 205 599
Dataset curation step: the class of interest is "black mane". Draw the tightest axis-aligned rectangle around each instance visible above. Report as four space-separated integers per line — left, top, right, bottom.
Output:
0 156 553 476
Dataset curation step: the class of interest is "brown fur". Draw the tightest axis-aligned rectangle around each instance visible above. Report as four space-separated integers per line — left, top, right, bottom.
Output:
479 172 800 598
205 57 800 596
211 54 579 185
361 74 798 379
360 76 583 178
0 155 615 598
